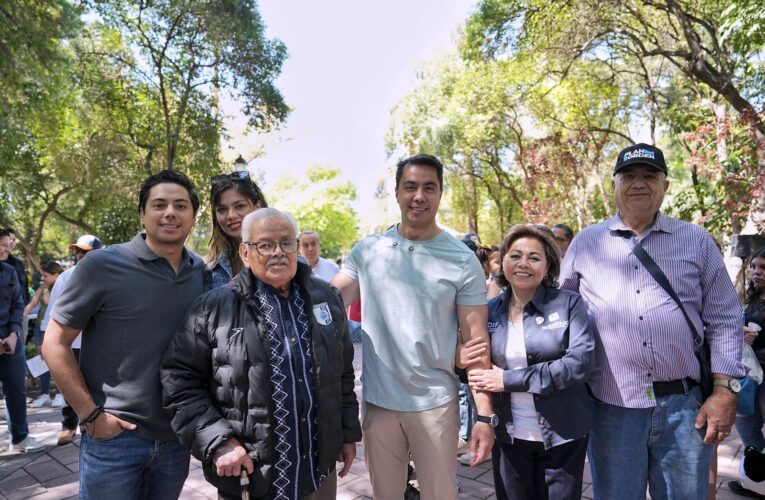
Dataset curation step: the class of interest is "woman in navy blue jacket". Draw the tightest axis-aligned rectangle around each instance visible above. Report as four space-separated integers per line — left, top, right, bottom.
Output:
466 224 595 500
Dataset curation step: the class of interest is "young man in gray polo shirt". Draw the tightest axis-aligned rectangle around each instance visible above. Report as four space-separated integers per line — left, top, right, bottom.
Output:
43 170 204 499
332 154 495 499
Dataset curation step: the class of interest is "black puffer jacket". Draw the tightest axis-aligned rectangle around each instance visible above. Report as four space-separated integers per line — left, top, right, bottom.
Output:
161 263 361 498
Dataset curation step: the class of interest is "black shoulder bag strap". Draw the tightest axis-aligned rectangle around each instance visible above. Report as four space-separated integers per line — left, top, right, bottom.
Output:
619 231 713 398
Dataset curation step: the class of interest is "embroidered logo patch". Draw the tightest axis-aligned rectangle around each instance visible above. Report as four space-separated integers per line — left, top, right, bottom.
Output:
313 302 333 326
548 312 560 322
535 316 544 325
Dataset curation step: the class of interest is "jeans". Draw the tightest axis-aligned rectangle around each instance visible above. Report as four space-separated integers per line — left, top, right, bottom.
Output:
588 385 712 500
458 383 475 440
0 335 30 444
33 329 50 395
79 430 190 500
735 379 765 451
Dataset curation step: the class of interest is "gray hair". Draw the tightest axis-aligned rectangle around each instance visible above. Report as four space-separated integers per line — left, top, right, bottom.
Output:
241 208 298 243
299 230 319 243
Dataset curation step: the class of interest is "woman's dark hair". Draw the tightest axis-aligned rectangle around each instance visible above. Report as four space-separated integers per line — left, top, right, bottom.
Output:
204 173 268 276
746 247 765 305
496 224 561 290
41 261 64 275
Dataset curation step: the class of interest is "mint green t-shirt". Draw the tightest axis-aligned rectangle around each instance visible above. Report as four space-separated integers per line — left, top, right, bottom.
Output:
341 226 487 411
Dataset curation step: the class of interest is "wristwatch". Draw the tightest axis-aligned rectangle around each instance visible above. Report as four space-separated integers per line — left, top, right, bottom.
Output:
476 413 499 428
713 378 742 394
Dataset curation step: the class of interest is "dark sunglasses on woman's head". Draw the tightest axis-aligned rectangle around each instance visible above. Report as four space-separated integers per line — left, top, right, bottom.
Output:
211 170 251 185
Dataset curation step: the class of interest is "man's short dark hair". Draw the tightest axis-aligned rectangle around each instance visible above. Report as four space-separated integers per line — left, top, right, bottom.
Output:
4 227 15 236
138 170 200 216
395 154 444 190
0 229 11 239
551 223 574 242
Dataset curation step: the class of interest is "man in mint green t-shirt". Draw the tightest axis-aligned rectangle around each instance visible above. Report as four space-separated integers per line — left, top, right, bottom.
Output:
332 154 495 500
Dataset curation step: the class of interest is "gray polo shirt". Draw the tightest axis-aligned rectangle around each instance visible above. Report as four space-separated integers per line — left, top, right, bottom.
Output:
52 233 204 441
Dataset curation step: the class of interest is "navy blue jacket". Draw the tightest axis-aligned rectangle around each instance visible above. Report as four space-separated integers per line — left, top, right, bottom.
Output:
488 284 595 449
1 262 24 338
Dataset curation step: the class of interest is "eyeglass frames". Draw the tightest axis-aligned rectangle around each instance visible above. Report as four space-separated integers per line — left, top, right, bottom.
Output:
242 239 300 256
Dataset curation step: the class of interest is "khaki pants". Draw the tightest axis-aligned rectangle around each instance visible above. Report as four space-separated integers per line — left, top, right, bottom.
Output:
362 399 459 500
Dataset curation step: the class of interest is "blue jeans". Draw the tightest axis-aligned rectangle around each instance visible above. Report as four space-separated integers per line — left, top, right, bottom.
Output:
0 335 30 444
589 386 712 500
79 430 190 500
459 383 475 440
735 379 765 451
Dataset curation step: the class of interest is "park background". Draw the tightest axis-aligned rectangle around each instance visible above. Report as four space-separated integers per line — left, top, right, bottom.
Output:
1 0 763 287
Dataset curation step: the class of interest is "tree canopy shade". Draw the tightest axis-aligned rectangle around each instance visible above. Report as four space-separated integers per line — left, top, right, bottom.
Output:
87 0 289 171
463 0 765 234
1 0 289 271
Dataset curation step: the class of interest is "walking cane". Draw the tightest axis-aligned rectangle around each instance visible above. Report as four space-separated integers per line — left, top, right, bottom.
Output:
241 470 250 500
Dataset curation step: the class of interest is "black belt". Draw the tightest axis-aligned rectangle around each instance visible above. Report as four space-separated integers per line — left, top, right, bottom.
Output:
653 378 697 398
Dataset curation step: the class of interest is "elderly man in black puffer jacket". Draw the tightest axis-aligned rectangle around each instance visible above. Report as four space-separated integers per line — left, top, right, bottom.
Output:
161 208 361 500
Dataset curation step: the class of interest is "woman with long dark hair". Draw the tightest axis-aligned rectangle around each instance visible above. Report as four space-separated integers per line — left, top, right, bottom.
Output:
204 171 267 290
729 247 765 496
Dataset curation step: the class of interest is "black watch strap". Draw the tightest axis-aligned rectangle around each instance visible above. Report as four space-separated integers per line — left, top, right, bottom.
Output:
476 413 498 428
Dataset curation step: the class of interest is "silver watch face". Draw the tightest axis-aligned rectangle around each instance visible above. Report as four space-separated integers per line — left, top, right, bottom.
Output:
490 414 499 428
729 379 742 392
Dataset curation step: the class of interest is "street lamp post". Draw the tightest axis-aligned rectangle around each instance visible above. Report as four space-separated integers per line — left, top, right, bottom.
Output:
233 154 247 173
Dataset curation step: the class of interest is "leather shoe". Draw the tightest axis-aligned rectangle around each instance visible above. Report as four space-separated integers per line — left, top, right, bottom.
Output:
728 480 765 498
57 428 76 446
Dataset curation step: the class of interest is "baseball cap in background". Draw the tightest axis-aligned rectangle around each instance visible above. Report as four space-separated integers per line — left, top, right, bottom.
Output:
614 143 668 176
69 234 102 251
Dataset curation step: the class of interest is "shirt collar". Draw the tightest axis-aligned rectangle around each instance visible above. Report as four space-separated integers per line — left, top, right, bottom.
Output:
128 233 194 265
608 211 674 236
497 283 549 314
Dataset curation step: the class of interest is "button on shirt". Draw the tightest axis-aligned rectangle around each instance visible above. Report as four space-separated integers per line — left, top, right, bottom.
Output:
560 212 745 408
253 280 320 499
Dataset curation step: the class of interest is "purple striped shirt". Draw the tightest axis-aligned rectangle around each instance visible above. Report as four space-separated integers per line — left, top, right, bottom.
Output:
560 212 745 408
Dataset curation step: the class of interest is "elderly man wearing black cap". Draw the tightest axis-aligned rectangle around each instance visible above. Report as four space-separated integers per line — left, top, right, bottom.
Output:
559 143 745 499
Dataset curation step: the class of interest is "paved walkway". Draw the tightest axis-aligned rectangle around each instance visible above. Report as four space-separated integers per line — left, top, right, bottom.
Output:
0 345 754 499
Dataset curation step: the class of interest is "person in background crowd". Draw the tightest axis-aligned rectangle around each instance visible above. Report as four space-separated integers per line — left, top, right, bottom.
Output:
162 208 361 500
332 154 494 499
40 234 102 446
204 170 267 291
464 224 594 499
25 261 64 408
551 224 574 258
43 170 204 499
560 143 745 499
0 229 45 453
1 228 29 305
729 247 765 498
300 230 340 282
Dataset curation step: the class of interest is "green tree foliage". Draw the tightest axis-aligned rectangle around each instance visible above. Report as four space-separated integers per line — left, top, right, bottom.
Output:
1 0 288 270
271 165 359 259
87 0 288 170
463 0 765 235
388 53 630 242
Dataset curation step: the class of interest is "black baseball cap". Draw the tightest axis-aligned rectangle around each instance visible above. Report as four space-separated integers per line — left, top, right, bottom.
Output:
614 143 668 176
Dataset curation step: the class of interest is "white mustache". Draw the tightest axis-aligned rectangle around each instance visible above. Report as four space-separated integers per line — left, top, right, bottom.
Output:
267 258 289 267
